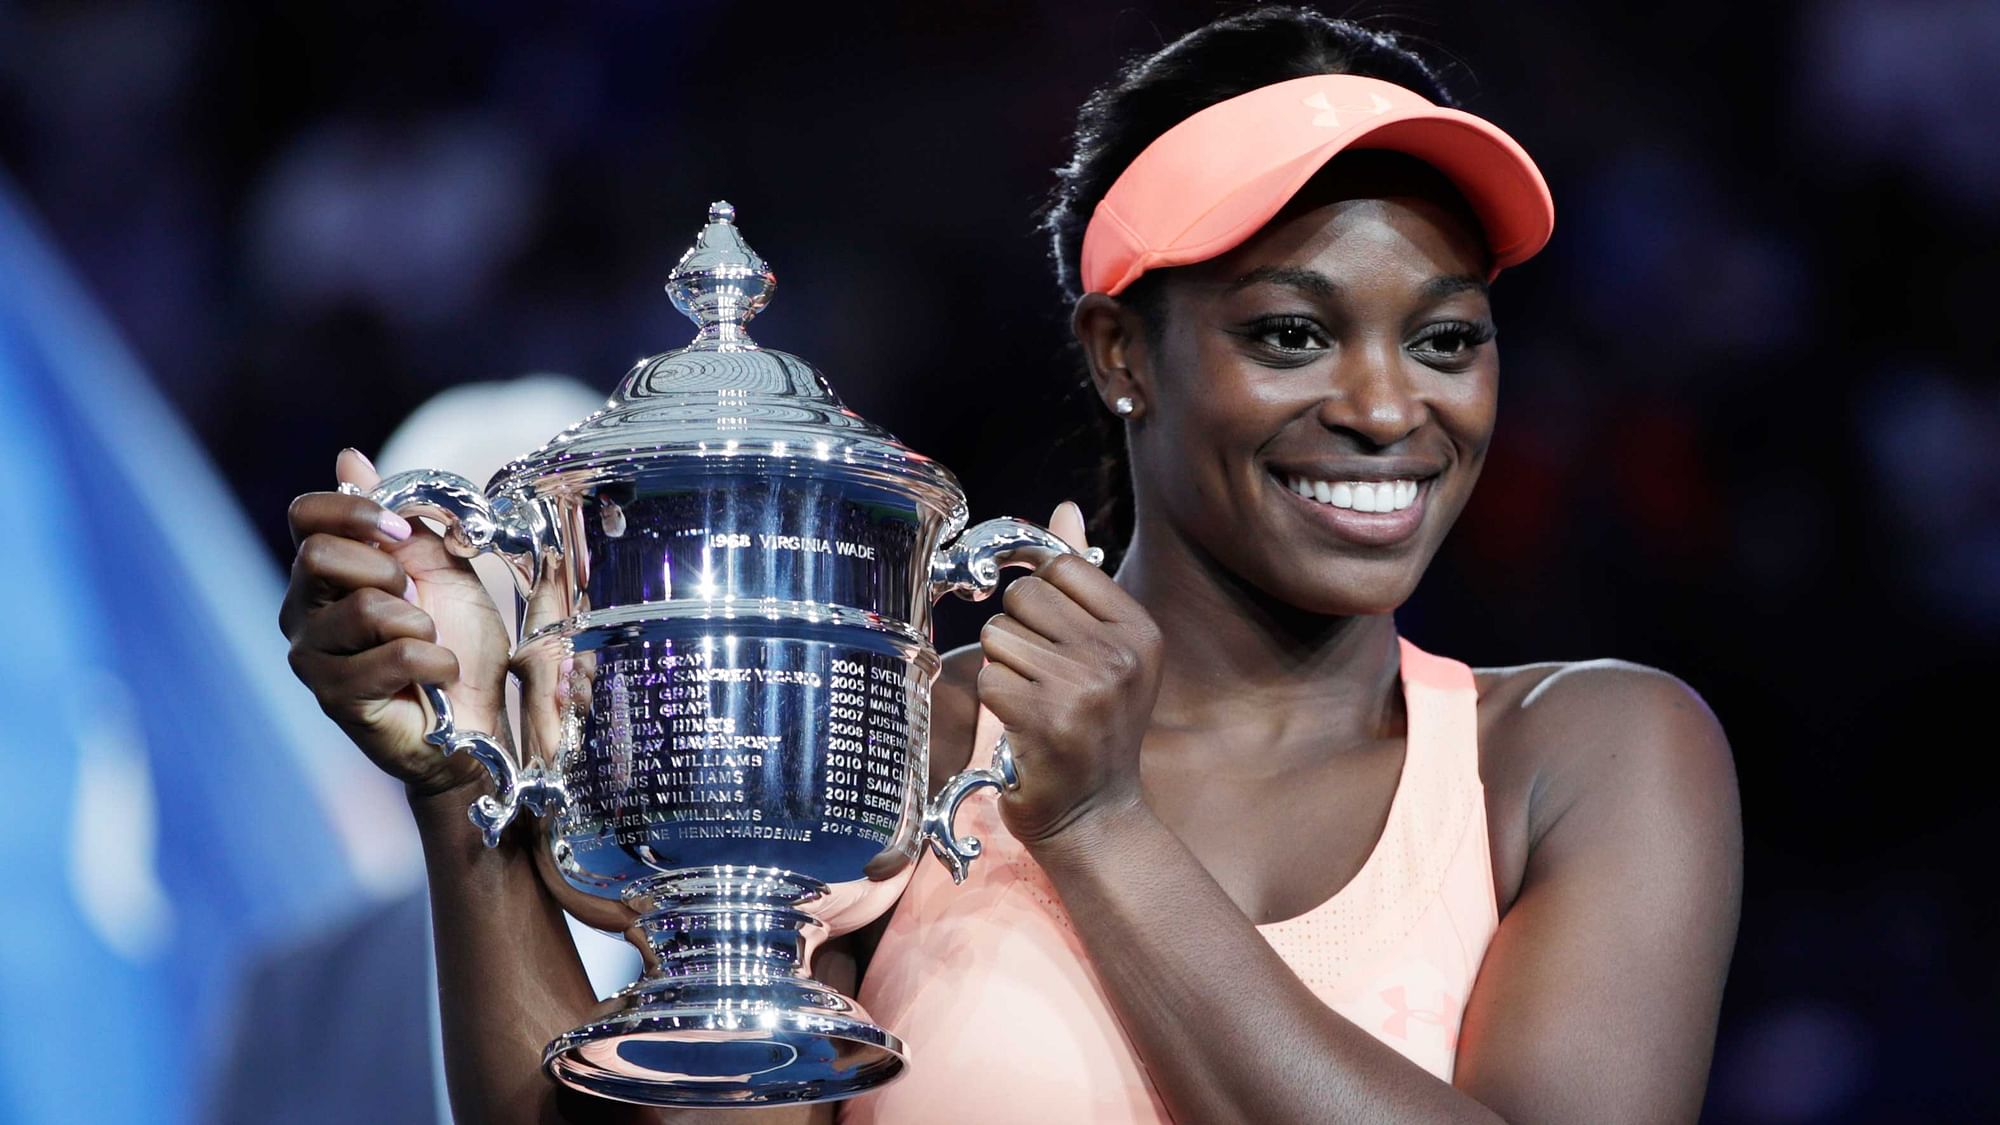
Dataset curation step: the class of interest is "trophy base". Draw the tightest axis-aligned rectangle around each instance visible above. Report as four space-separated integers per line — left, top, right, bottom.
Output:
544 974 907 1107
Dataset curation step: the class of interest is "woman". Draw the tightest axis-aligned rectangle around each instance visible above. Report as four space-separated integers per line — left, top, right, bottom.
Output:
281 8 1740 1123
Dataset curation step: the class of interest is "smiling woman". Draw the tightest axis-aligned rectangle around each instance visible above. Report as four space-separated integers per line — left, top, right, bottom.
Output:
842 7 1739 1125
276 6 1739 1125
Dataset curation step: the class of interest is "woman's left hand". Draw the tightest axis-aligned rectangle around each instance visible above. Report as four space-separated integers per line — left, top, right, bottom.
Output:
977 501 1164 853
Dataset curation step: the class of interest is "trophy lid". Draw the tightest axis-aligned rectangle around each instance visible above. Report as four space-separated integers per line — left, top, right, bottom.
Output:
490 201 965 519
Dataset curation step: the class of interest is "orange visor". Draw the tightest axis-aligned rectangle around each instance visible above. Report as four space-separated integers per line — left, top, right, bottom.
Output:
1079 73 1555 295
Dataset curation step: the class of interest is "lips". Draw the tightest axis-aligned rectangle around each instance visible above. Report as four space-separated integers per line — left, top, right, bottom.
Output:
1279 474 1421 512
1269 467 1433 547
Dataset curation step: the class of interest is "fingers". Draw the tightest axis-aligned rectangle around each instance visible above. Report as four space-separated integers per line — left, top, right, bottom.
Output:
1050 500 1089 553
1030 552 1146 625
999 570 1097 640
988 500 1106 639
288 489 412 550
331 446 459 561
974 657 1033 717
1021 498 1141 626
308 587 438 655
281 532 414 636
979 614 1064 683
293 636 461 706
336 447 383 492
290 447 479 607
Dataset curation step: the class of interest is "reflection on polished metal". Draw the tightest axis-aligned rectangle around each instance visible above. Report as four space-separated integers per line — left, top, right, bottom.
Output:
920 732 1022 884
348 201 1101 1108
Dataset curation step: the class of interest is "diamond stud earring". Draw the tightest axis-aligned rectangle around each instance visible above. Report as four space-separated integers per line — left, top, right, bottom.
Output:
1113 396 1135 416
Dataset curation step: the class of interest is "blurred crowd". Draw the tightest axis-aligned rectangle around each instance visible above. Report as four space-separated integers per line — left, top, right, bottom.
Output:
4 1 1996 1121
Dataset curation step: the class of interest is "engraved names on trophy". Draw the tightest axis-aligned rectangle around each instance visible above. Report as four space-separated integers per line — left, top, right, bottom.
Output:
572 638 915 850
822 655 913 843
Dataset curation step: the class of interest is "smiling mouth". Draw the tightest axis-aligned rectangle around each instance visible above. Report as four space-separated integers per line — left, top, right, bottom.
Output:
1266 468 1436 546
1272 470 1429 512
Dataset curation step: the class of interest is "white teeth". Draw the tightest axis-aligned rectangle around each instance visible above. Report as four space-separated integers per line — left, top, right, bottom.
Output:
1283 474 1424 513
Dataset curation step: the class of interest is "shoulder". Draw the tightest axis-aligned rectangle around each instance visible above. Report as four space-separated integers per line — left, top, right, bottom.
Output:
1480 657 1728 749
1479 657 1739 861
928 642 986 791
1450 661 1742 1116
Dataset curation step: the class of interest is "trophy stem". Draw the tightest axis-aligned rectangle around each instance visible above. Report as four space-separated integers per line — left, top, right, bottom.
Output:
631 867 828 980
543 867 907 1107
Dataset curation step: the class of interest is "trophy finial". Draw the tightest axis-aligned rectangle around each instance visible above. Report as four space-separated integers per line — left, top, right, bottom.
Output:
668 199 773 348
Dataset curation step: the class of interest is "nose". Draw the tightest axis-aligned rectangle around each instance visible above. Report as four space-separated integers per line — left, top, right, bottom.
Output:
1314 338 1422 448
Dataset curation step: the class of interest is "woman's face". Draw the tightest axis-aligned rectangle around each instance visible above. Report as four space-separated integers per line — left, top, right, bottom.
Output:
1114 155 1499 616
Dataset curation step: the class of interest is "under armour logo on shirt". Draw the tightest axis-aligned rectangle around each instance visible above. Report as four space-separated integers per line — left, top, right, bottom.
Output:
1304 90 1394 128
1380 985 1461 1048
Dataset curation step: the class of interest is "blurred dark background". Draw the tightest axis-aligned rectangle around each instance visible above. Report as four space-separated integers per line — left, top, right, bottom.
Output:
4 0 1996 1121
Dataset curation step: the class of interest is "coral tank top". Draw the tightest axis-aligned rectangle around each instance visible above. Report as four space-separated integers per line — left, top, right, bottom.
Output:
840 635 1497 1123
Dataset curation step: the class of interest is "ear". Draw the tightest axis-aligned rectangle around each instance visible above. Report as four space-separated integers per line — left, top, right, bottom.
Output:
1070 292 1152 418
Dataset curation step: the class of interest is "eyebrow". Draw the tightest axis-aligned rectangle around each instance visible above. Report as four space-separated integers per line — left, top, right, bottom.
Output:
1419 274 1490 302
1224 266 1491 304
1225 265 1336 299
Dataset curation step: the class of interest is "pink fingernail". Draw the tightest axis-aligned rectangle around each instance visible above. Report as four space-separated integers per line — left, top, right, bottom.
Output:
378 510 412 541
340 447 378 473
402 576 419 605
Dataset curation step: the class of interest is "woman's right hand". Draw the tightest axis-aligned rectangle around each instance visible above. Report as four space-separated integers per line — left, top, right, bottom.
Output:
279 448 515 797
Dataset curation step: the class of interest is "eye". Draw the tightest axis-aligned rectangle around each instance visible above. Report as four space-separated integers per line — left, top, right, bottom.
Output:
1246 315 1330 355
1409 319 1496 366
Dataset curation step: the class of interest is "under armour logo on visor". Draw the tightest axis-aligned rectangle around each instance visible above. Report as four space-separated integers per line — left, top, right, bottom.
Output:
1303 90 1394 128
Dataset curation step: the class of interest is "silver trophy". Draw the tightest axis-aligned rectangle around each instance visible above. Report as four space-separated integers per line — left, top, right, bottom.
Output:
347 202 1099 1107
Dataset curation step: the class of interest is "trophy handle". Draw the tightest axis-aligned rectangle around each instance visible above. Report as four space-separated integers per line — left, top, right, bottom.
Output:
928 516 1104 603
340 469 568 848
922 517 1104 881
921 734 1021 884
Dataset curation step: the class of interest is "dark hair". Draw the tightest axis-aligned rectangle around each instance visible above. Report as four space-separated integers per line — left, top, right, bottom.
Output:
1039 6 1463 551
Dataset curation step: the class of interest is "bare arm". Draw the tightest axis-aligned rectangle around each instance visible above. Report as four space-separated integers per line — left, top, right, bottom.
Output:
1450 662 1742 1121
411 779 618 1125
972 525 1741 1123
1025 660 1741 1124
412 778 842 1125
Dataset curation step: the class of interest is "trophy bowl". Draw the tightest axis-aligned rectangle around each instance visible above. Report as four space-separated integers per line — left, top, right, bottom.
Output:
350 202 1098 1107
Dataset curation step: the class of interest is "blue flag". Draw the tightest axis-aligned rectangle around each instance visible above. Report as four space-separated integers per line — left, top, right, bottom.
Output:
0 179 413 1124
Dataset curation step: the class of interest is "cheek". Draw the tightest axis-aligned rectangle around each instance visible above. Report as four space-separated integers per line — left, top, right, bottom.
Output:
1155 349 1289 491
1144 401 1244 510
1144 334 1227 449
1427 367 1500 518
1438 367 1499 456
